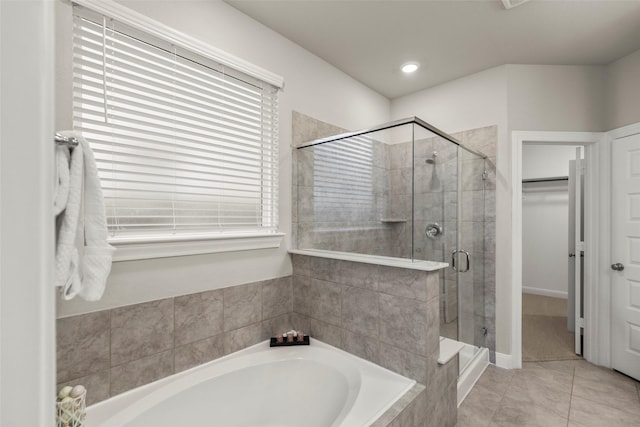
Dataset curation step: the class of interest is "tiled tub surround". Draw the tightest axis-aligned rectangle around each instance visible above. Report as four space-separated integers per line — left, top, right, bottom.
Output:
292 254 458 427
56 277 293 405
87 339 418 427
57 262 457 426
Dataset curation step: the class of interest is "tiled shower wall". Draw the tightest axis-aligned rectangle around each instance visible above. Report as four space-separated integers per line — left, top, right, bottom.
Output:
292 110 497 360
389 126 497 359
291 254 458 427
56 277 292 405
292 111 406 256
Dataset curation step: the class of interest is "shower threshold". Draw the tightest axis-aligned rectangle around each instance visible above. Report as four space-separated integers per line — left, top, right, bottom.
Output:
457 343 490 406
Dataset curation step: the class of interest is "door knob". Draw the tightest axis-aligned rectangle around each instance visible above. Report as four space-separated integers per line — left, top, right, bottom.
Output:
611 263 625 271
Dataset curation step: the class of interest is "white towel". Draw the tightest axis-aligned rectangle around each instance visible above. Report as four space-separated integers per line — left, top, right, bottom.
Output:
54 132 115 301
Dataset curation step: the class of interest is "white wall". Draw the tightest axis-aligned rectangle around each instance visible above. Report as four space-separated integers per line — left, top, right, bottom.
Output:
507 65 606 133
391 65 512 355
56 0 390 317
1 1 56 424
522 145 577 298
522 145 578 180
605 48 640 130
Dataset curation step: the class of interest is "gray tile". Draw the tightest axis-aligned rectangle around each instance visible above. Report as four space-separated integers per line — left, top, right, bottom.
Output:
462 125 497 158
310 318 343 349
488 399 568 427
378 342 427 384
292 111 318 147
461 190 486 222
514 362 574 394
292 274 312 317
262 276 292 320
297 185 314 220
390 141 412 170
291 254 312 277
427 381 457 427
501 374 571 419
223 322 262 355
484 221 496 253
341 330 379 365
57 369 110 406
334 260 379 291
289 312 311 335
223 282 262 332
569 395 640 426
110 350 173 396
310 279 342 326
532 359 586 373
341 285 378 338
427 354 457 400
425 297 440 357
297 150 314 186
57 311 110 383
461 158 486 191
379 294 428 356
474 365 515 396
174 335 224 373
572 370 640 415
389 168 412 195
484 189 496 221
310 256 335 280
458 385 502 427
261 313 294 340
378 266 429 302
174 289 223 346
426 271 440 302
110 299 174 366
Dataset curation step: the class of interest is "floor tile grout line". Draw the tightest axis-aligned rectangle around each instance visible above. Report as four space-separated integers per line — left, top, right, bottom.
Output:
567 366 576 427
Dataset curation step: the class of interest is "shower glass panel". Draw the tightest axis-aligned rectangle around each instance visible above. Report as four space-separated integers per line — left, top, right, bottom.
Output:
456 148 486 373
295 117 488 375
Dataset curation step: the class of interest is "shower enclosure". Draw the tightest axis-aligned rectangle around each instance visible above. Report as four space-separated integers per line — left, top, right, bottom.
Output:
294 117 489 376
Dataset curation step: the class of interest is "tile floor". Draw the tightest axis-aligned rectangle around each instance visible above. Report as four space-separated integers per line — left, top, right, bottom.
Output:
458 359 640 426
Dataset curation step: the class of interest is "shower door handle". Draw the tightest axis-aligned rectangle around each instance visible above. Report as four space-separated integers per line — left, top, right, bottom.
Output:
451 250 470 273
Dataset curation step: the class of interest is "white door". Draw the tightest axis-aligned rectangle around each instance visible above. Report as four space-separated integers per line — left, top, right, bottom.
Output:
611 133 640 381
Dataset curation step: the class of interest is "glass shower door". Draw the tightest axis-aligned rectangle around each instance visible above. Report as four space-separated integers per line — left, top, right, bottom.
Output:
456 147 486 372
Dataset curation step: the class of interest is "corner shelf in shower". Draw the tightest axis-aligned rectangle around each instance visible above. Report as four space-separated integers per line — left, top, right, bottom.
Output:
379 218 407 223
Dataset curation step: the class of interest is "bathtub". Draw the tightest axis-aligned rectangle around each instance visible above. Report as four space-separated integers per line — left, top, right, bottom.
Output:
87 339 416 427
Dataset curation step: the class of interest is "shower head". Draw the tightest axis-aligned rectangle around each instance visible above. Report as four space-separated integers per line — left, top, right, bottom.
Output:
425 151 438 164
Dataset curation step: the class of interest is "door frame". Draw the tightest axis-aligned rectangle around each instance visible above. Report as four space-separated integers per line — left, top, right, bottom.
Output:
511 130 605 369
1 1 56 424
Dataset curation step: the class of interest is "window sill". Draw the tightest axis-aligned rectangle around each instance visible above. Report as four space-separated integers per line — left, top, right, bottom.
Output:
110 232 285 262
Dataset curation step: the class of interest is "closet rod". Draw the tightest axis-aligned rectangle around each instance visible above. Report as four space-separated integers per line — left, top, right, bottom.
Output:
522 176 568 183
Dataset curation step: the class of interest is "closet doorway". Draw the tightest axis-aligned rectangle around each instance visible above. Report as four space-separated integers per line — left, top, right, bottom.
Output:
521 143 585 362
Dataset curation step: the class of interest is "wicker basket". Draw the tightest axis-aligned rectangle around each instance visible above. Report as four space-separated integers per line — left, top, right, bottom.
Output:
55 389 86 427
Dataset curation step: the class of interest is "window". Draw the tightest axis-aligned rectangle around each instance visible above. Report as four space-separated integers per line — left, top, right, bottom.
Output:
72 5 280 258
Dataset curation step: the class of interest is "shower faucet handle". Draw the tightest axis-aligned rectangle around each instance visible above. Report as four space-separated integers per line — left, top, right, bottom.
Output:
425 223 442 239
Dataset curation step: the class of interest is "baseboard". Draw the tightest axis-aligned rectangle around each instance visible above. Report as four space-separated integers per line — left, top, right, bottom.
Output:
495 352 515 369
522 287 568 299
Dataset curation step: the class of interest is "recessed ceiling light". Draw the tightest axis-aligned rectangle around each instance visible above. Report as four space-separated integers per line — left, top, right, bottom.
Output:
401 62 420 74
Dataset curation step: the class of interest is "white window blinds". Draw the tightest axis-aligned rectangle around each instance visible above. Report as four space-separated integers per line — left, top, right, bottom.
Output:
72 6 279 240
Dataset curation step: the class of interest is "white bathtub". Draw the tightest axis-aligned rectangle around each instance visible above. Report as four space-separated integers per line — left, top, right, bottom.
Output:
88 339 415 427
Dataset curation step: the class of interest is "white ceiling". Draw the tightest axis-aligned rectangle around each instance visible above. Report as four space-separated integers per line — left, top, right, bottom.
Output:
225 0 640 99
